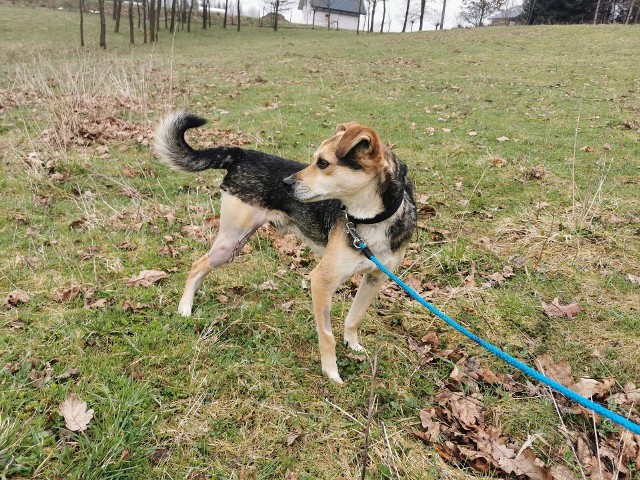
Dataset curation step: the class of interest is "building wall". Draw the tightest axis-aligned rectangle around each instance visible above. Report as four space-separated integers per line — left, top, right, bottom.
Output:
301 7 362 30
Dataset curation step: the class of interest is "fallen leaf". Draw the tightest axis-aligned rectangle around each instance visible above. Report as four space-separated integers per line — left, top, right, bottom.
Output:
125 269 168 287
284 470 298 480
4 290 30 308
285 425 302 446
625 273 640 286
58 394 94 431
496 136 510 142
580 145 594 152
535 354 573 386
29 367 53 388
542 298 583 319
549 464 577 480
52 285 81 302
150 447 169 465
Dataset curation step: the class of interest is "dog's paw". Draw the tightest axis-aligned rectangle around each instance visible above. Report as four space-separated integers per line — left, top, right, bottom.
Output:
344 339 366 353
323 369 344 384
177 303 193 317
349 343 366 353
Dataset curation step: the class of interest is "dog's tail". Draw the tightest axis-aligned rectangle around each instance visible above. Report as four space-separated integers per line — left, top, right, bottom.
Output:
153 111 238 172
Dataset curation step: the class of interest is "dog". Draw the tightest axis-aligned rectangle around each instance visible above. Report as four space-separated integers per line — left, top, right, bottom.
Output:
154 112 416 383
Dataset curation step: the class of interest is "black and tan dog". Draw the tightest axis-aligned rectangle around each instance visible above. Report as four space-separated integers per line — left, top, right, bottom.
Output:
154 112 416 383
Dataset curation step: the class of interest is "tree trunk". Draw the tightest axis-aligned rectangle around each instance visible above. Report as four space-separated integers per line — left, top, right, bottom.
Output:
137 1 141 28
203 0 207 28
593 0 602 23
369 0 376 30
223 0 228 27
356 0 361 33
187 0 193 30
143 0 147 43
208 0 211 26
112 0 117 19
236 0 240 31
115 0 123 32
170 0 177 31
439 0 446 28
418 0 425 30
379 0 385 31
164 0 168 28
79 0 85 46
129 0 135 42
402 0 409 31
274 0 279 30
625 0 636 23
149 0 155 42
99 0 107 48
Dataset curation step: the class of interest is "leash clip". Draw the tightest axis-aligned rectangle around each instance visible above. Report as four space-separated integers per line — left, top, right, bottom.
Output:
344 210 366 250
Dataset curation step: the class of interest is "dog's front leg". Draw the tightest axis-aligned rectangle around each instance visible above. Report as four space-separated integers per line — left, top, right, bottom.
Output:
343 272 385 352
310 262 345 383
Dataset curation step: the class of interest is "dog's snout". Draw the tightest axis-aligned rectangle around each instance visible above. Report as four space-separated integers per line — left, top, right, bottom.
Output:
282 175 296 187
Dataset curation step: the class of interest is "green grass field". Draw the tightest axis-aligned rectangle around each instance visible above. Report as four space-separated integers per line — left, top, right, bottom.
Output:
1 4 639 479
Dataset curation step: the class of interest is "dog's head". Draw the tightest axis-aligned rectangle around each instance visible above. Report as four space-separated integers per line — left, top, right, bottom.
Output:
283 122 387 203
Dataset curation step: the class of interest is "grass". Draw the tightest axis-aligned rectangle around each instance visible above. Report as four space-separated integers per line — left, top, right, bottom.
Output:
1 3 639 478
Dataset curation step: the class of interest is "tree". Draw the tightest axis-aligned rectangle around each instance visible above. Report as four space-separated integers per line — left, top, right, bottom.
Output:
79 0 85 46
223 0 229 27
236 0 241 30
439 0 446 28
170 0 177 32
461 0 505 25
129 0 135 42
188 0 195 30
418 0 425 29
402 0 410 31
98 0 107 48
379 0 386 31
149 0 156 42
114 0 123 31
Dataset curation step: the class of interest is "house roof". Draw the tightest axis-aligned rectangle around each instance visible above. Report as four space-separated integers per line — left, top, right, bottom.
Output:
298 0 367 16
490 4 524 19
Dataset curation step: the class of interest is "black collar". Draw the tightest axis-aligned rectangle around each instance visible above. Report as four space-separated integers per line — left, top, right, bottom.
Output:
342 186 405 226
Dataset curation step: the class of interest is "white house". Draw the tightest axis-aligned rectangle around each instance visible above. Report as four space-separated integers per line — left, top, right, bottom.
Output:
298 0 366 30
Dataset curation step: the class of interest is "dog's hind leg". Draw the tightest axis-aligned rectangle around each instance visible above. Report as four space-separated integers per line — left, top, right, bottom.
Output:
177 193 268 317
343 272 385 352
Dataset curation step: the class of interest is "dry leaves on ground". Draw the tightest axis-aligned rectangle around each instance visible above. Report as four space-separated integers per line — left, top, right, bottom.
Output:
124 269 168 287
412 334 640 479
59 394 94 432
542 298 583 319
4 289 30 308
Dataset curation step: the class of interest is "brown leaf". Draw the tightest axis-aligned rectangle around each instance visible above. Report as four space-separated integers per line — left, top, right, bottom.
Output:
4 289 30 308
549 464 577 480
535 354 573 386
419 408 441 442
284 470 298 480
449 393 483 430
125 269 168 287
29 367 53 388
58 394 94 431
86 298 108 310
285 425 302 446
496 136 510 142
542 298 583 319
52 285 81 302
150 447 169 465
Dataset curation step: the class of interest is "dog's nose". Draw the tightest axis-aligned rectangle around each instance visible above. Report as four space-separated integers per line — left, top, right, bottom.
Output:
282 175 295 187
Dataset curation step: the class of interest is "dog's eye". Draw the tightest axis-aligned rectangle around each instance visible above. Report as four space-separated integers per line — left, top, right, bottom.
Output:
316 159 330 170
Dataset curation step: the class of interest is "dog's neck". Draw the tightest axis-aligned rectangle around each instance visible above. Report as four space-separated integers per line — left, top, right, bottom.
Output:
342 174 405 225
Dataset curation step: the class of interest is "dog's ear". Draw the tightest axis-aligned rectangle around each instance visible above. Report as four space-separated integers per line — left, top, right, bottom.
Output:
335 125 382 162
335 122 359 134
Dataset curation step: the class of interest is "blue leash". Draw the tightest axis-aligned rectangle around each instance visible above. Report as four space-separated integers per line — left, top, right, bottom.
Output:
355 241 640 435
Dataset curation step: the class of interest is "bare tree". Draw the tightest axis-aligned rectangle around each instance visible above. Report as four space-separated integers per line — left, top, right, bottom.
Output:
98 0 107 48
461 0 504 25
170 0 176 31
379 0 386 31
418 0 426 29
79 0 85 46
143 0 148 42
402 0 410 31
202 0 208 28
114 0 123 31
237 0 241 30
439 0 446 28
129 0 135 42
223 0 229 26
369 0 378 30
188 0 194 30
149 0 156 41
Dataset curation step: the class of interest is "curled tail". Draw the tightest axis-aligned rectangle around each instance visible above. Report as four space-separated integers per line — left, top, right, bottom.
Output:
153 112 239 172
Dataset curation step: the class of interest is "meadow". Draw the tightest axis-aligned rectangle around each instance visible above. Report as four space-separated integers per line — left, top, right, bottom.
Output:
1 4 639 478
